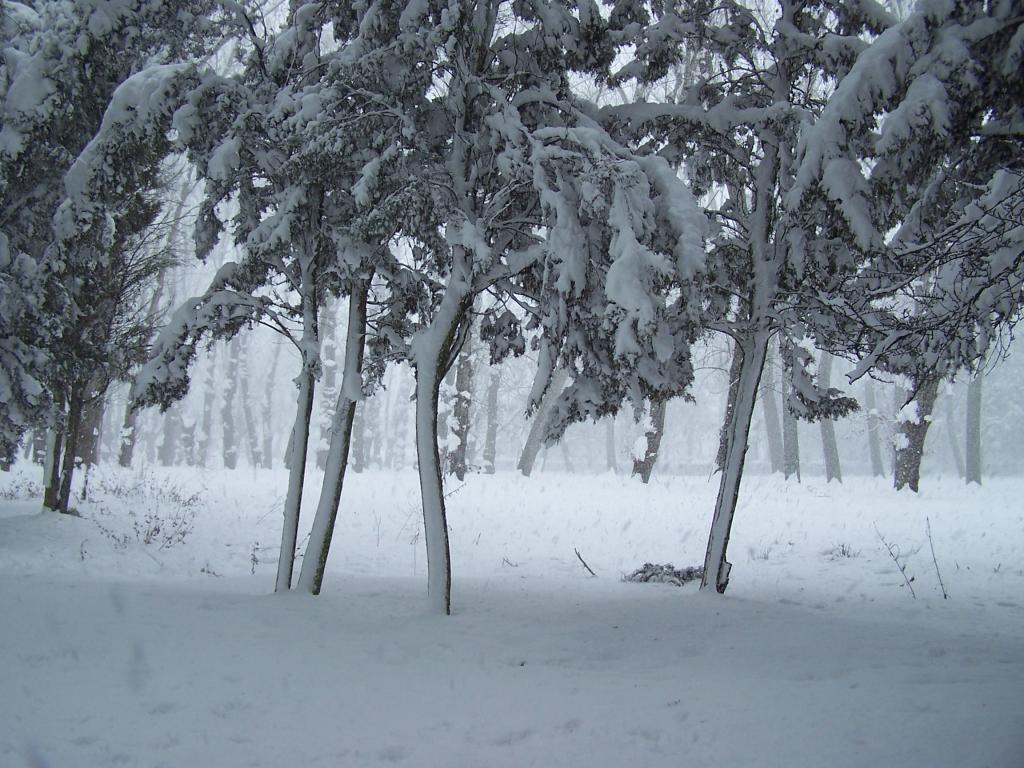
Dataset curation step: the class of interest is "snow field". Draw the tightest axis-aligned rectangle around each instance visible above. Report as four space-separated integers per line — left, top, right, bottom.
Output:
1 464 1023 767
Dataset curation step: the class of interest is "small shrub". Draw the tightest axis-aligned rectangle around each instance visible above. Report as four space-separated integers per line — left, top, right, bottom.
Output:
0 472 42 501
86 469 202 550
624 562 704 586
824 543 860 560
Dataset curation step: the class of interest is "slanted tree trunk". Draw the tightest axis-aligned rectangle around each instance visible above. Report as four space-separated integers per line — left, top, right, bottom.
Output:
517 365 570 477
702 330 770 593
818 352 842 483
297 281 370 594
410 285 470 615
221 336 242 469
863 379 886 477
481 369 500 474
893 373 940 492
965 372 982 485
716 341 744 472
449 333 475 480
275 271 320 592
759 343 784 474
632 399 667 483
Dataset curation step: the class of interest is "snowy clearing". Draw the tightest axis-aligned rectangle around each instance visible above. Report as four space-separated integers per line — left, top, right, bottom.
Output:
2 465 1023 767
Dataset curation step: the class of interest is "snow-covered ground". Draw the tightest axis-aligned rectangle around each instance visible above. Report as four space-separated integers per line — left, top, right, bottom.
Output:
2 464 1022 767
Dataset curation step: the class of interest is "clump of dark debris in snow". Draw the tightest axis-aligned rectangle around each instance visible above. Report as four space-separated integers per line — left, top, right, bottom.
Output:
623 563 704 586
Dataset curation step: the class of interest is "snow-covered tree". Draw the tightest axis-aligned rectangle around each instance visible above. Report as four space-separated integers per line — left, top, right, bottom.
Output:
788 0 1024 491
0 0 219 503
325 0 707 613
137 2 401 592
603 0 877 591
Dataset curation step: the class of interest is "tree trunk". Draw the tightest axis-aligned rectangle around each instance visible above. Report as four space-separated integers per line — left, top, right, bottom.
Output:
944 386 965 479
158 405 182 467
759 344 784 474
56 385 86 514
221 336 242 469
632 399 667 483
893 374 940 492
818 352 842 483
261 341 281 470
411 290 469 615
702 330 770 593
275 281 319 592
195 345 219 468
78 387 105 468
449 332 475 480
297 282 370 594
783 406 800 481
716 341 744 472
863 379 886 477
238 337 262 468
316 299 339 471
517 365 570 477
482 369 500 474
42 420 63 511
351 402 365 473
605 417 618 473
965 372 982 485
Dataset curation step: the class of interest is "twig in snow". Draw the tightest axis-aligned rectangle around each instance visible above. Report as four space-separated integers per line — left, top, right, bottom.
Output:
926 517 949 599
501 556 519 568
874 524 916 598
574 548 597 577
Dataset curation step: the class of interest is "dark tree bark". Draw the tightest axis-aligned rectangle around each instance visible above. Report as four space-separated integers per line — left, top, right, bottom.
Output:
56 385 86 514
818 352 842 483
893 374 941 492
42 394 64 511
632 399 667 483
965 372 982 485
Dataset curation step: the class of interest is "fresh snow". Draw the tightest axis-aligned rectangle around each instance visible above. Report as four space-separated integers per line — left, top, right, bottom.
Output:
2 463 1022 767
